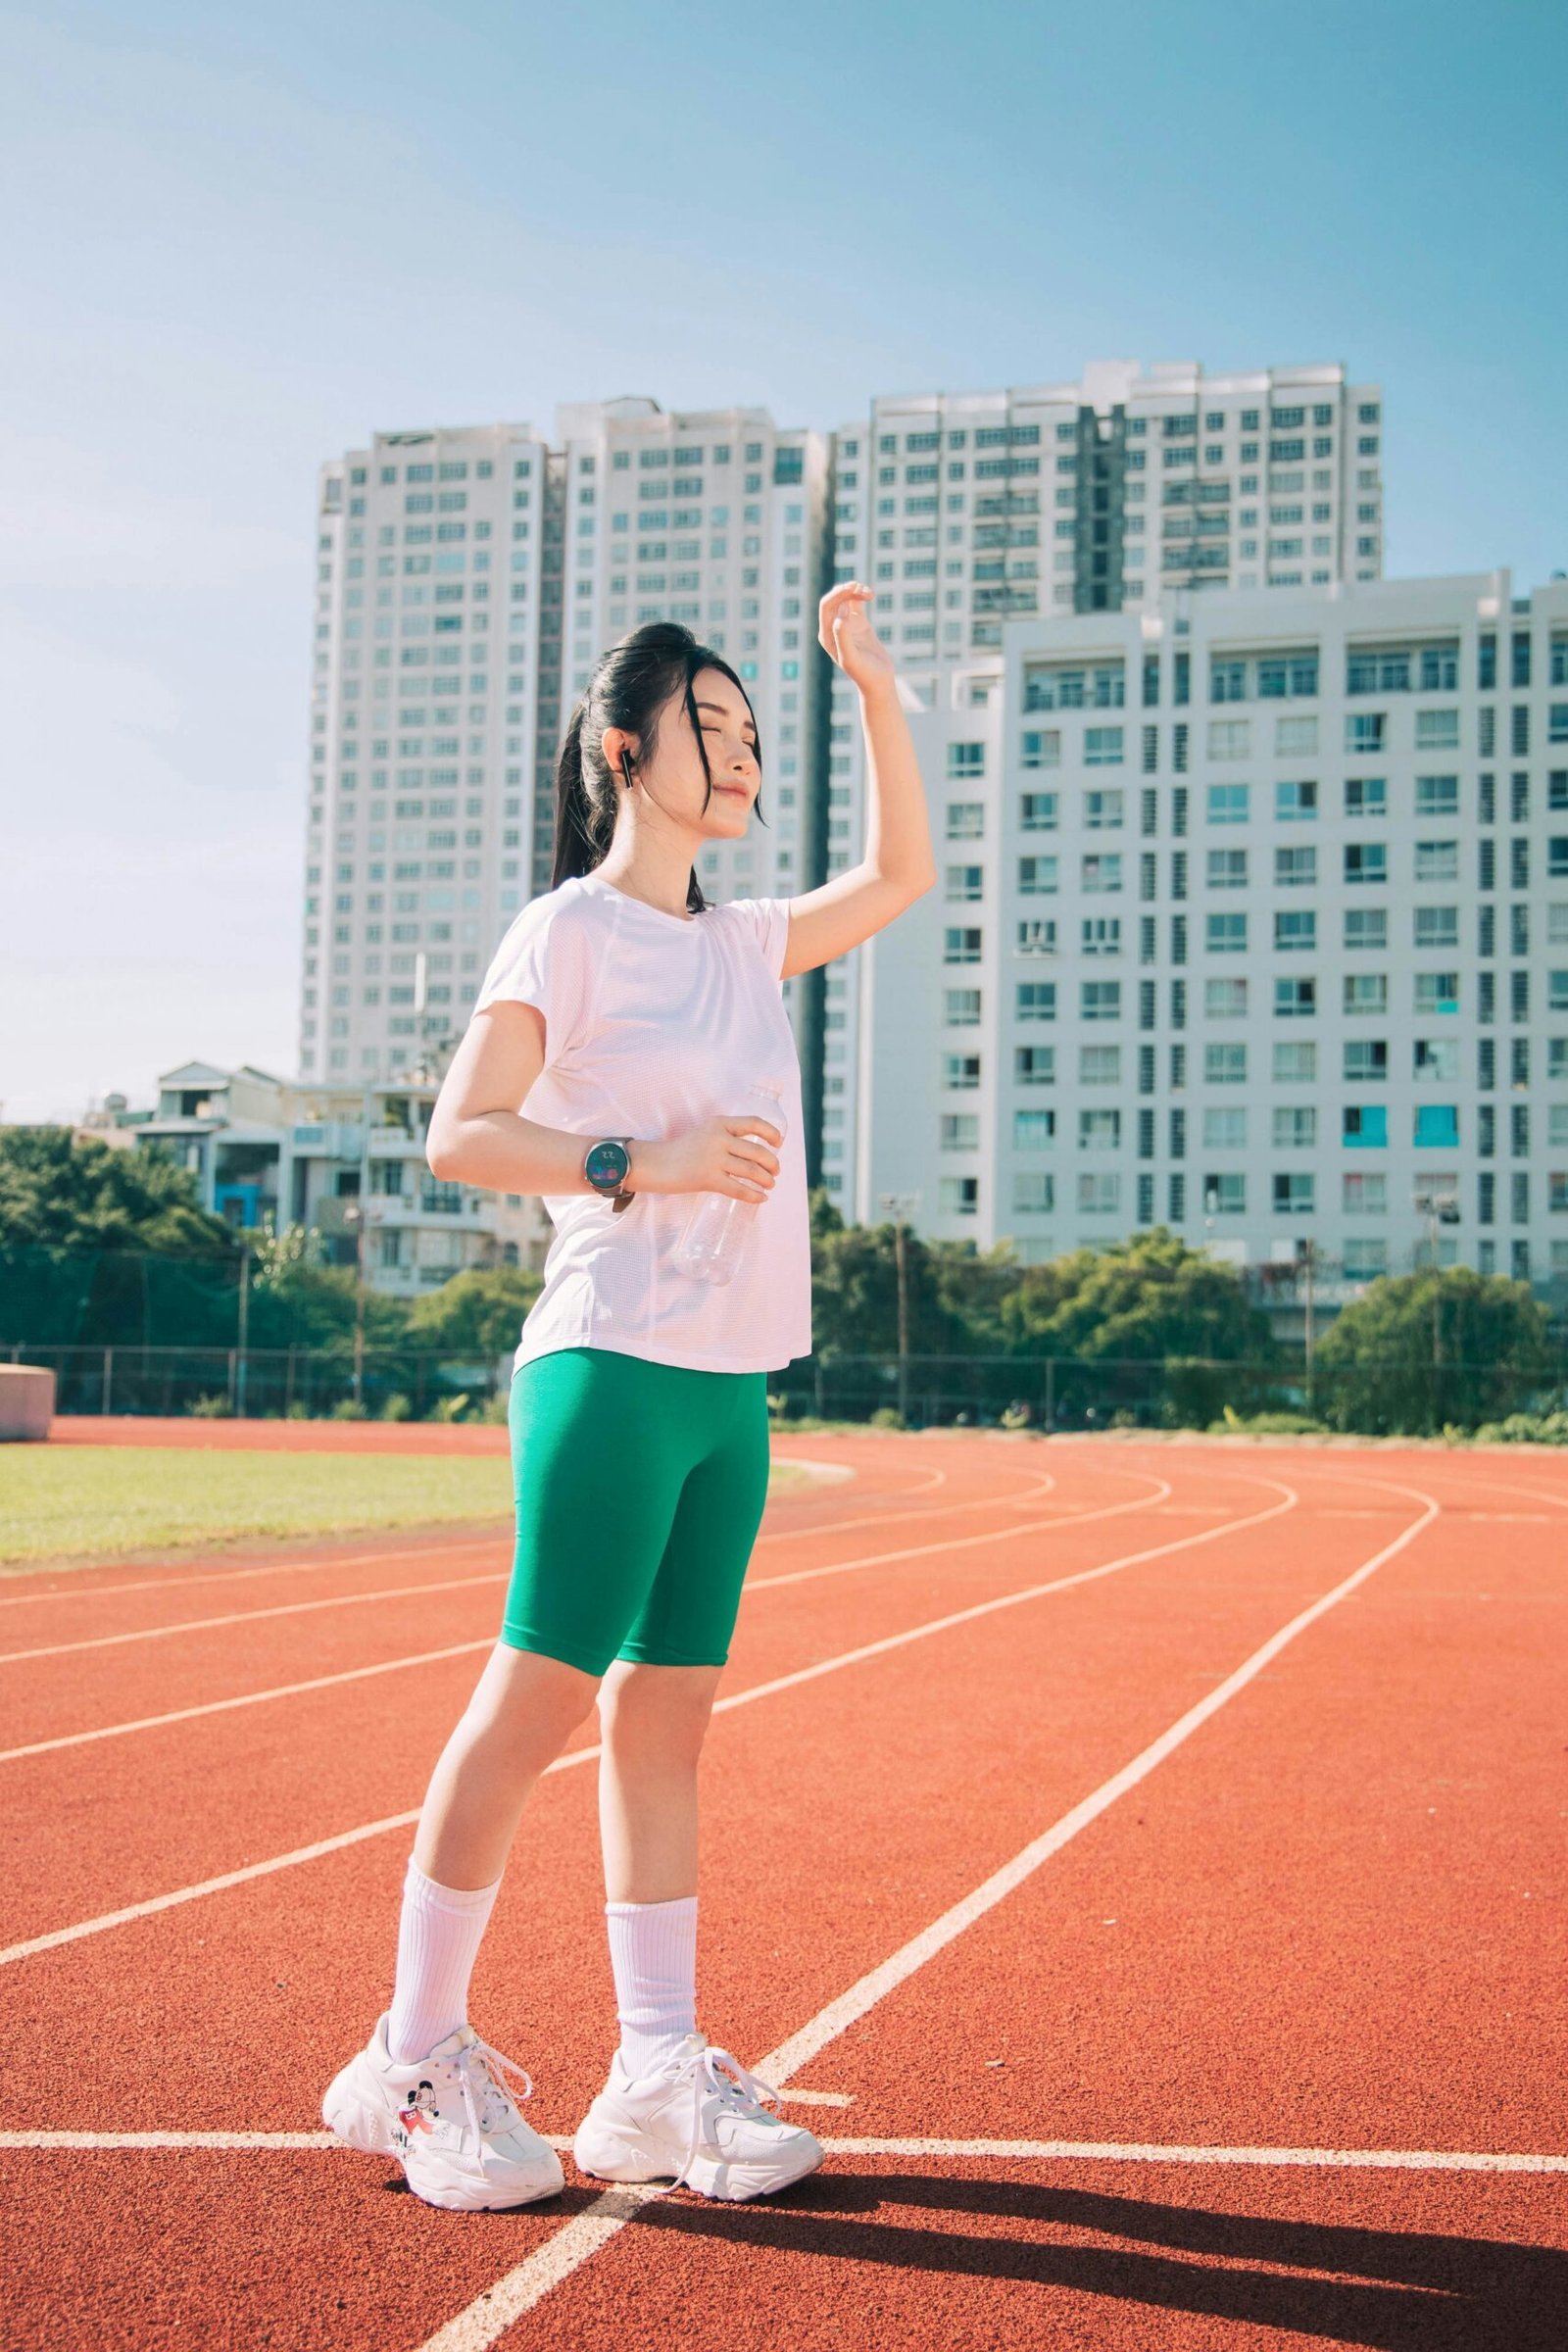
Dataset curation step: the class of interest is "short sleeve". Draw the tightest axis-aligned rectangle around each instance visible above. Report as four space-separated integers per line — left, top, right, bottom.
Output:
473 891 590 1065
718 894 791 985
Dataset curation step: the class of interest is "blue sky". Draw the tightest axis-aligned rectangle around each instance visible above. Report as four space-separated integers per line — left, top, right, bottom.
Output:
4 0 1565 1119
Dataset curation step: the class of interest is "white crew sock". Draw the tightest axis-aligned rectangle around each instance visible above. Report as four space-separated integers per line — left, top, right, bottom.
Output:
605 1894 699 2078
386 1855 503 2064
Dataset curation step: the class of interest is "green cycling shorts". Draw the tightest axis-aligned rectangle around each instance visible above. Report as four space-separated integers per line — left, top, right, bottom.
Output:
501 1346 772 1678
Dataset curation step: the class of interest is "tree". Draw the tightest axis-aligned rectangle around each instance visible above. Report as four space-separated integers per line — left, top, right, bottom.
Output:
998 1227 1277 1425
0 1129 237 1254
1313 1266 1556 1434
404 1265 540 1356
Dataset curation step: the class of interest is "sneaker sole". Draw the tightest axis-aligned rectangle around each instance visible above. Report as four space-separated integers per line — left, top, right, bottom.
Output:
323 2056 564 2213
572 2115 824 2202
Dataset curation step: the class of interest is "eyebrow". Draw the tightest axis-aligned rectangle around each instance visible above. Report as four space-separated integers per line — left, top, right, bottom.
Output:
695 700 758 735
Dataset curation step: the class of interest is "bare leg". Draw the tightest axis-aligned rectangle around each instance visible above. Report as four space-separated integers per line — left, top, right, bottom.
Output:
596 1660 723 1902
413 1640 602 1889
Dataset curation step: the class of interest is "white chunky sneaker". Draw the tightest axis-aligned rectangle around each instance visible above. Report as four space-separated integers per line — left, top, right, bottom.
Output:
572 2031 823 2202
322 2013 564 2212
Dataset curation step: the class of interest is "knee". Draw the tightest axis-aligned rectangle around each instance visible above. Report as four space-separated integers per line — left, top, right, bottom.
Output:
598 1666 717 1765
464 1644 602 1756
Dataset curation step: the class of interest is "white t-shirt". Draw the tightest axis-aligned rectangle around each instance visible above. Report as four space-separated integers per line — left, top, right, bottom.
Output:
473 869 812 1376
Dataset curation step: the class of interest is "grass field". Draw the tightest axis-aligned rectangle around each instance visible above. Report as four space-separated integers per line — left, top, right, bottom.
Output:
0 1446 813 1568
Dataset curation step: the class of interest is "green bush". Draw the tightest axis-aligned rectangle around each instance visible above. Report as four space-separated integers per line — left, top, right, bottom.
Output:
1472 1408 1568 1446
185 1392 233 1418
868 1405 906 1430
329 1398 368 1421
429 1393 471 1424
379 1393 413 1423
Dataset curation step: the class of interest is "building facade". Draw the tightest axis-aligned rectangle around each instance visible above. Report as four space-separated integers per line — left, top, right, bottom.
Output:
300 364 1375 1190
103 1061 531 1297
853 568 1568 1298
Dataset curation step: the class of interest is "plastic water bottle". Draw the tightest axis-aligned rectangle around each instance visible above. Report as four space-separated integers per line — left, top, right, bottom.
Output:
669 1081 788 1286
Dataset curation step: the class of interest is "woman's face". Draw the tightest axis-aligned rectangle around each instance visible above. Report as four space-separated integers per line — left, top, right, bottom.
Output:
611 666 760 840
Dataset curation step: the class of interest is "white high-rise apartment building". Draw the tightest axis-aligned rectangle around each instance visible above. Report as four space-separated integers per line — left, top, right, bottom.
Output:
856 567 1568 1296
819 363 1384 1212
301 402 831 1104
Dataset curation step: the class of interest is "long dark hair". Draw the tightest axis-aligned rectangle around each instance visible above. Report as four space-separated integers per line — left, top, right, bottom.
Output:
550 622 767 913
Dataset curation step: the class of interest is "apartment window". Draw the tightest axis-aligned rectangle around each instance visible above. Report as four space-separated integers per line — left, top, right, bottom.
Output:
1345 842 1388 884
1414 906 1460 950
1344 1171 1388 1214
1345 908 1387 951
1016 983 1057 1022
1011 1110 1054 1151
1021 729 1061 768
1345 778 1387 816
1345 973 1389 1015
1274 977 1316 1017
1414 971 1461 1014
1414 839 1459 882
1275 779 1317 819
1414 1104 1460 1149
1085 726 1124 766
1343 1099 1389 1151
1415 1037 1461 1081
1207 783 1250 825
1207 719 1250 760
1206 912 1248 954
1346 713 1386 753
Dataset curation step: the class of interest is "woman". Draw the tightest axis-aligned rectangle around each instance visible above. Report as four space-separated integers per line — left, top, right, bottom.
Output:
322 581 935 2210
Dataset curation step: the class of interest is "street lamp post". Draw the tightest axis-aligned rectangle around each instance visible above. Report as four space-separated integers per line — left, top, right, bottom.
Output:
343 1200 379 1412
877 1191 921 1427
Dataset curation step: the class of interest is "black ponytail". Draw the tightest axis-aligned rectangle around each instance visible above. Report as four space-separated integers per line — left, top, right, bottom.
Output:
550 621 767 913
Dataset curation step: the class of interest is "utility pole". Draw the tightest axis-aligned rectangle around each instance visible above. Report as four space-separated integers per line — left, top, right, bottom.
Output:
344 1201 377 1412
235 1240 252 1418
877 1191 921 1427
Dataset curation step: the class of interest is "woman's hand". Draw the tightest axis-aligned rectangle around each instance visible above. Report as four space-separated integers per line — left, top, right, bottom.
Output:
630 1116 783 1202
818 581 895 698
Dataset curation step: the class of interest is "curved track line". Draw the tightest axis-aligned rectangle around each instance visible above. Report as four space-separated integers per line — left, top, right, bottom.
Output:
410 1472 1436 2352
0 1475 1297 1964
0 1471 1219 1759
0 1453 1123 1665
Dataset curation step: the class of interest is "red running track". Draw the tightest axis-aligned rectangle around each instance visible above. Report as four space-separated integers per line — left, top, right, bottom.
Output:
3 1430 1565 2350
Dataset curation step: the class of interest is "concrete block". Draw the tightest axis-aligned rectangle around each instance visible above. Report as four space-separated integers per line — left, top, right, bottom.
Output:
0 1365 56 1441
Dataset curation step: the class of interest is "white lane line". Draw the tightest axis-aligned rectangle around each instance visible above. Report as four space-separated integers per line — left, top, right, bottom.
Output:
0 1472 1177 1758
412 1476 1434 2351
757 1477 1437 2089
0 1482 1295 1966
0 1641 496 1765
0 1571 506 1666
748 1476 1172 1592
4 2130 1560 2174
0 1448 901 1611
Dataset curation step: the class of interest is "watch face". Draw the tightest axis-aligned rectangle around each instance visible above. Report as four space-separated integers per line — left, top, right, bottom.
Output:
585 1140 629 1190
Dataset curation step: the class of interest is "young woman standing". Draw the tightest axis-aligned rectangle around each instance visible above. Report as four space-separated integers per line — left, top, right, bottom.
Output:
323 582 935 2210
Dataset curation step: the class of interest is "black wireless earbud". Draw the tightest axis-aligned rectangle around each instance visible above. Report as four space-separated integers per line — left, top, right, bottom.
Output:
620 749 635 791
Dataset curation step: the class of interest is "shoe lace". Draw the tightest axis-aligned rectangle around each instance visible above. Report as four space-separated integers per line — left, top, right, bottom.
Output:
450 2036 535 2147
667 2043 783 2191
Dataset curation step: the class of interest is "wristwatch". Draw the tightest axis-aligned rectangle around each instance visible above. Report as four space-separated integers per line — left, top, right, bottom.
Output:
583 1136 636 1214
